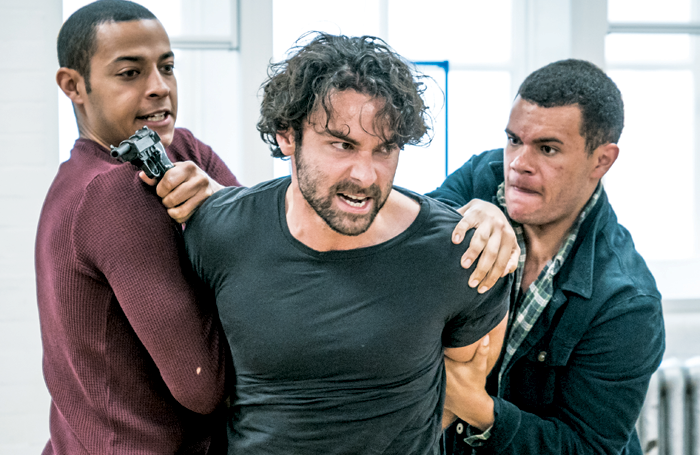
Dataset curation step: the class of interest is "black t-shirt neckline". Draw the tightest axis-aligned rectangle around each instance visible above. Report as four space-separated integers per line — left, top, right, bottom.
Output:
275 177 431 260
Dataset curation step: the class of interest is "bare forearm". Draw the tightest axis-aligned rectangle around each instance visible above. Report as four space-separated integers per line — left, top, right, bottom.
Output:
443 314 507 431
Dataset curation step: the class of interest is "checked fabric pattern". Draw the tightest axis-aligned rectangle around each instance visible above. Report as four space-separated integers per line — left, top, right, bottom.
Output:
496 182 602 381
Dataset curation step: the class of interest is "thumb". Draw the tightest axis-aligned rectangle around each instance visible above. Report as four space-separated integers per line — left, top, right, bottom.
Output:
475 335 490 367
139 171 158 186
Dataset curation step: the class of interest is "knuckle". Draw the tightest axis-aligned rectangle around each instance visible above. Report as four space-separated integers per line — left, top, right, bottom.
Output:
481 247 497 260
474 231 489 242
484 277 497 289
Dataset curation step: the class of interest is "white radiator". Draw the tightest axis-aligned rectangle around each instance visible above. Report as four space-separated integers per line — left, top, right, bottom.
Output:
638 357 700 455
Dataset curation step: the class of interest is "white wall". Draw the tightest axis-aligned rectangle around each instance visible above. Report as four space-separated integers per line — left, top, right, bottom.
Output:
0 0 61 453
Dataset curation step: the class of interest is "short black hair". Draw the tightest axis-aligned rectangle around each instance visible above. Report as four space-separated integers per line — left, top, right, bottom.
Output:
257 32 431 158
57 0 157 93
517 59 624 154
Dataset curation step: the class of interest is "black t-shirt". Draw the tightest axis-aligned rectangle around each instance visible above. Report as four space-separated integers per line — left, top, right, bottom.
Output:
185 177 510 455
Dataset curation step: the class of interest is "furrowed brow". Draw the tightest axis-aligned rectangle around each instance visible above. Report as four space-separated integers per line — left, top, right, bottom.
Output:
325 129 360 147
377 141 398 152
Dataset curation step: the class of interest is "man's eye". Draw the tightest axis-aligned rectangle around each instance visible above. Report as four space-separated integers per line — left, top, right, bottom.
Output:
378 144 398 156
162 64 175 74
331 142 351 150
542 145 557 155
118 70 138 78
507 136 519 145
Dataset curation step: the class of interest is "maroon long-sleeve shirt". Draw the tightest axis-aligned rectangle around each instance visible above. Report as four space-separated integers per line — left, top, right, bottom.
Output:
35 128 241 454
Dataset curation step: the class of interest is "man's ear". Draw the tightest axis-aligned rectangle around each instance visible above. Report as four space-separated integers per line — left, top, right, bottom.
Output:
56 68 86 105
591 143 619 180
276 129 296 157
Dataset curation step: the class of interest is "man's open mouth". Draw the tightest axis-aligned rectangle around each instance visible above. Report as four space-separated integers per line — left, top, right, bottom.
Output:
339 193 369 208
138 112 168 122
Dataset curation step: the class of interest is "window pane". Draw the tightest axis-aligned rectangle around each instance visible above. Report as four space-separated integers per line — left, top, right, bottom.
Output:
387 0 511 64
174 49 241 169
605 70 695 261
447 71 511 175
177 0 233 36
128 0 184 35
608 0 691 23
394 65 446 194
606 34 691 64
273 0 381 61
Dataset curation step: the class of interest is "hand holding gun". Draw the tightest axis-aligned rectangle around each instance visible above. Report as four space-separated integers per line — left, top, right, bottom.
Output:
110 126 175 179
112 126 227 223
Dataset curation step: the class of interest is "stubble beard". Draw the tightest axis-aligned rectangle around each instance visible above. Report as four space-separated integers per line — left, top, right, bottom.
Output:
295 145 389 237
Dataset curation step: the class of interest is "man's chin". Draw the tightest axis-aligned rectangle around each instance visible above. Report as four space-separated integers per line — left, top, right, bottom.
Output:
159 132 175 148
325 215 374 237
505 203 531 225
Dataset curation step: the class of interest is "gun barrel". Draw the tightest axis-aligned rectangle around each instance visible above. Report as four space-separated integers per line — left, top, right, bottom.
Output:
110 142 133 159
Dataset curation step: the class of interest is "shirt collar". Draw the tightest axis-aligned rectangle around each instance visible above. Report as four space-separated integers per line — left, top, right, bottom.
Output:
496 181 603 298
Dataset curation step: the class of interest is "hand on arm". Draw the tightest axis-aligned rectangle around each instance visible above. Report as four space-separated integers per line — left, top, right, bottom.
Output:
443 314 508 431
140 161 224 223
453 200 519 293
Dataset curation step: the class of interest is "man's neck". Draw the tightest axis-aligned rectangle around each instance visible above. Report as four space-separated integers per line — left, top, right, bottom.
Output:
519 208 581 291
516 180 601 291
285 186 421 252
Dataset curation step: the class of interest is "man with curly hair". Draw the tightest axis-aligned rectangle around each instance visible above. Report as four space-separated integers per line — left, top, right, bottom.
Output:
182 33 513 454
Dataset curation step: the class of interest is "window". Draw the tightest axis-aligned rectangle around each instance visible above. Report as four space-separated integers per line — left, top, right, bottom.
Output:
605 0 700 299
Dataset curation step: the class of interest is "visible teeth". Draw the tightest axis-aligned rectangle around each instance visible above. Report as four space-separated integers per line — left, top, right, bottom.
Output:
341 194 367 207
145 113 165 121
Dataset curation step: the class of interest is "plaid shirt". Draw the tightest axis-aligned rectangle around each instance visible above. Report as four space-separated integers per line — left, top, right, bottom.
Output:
464 181 602 447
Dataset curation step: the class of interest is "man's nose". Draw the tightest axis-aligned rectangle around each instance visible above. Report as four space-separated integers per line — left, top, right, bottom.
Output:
349 151 377 186
146 69 170 98
509 146 535 173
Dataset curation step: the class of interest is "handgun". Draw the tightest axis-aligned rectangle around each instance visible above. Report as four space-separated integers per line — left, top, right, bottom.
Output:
110 126 175 179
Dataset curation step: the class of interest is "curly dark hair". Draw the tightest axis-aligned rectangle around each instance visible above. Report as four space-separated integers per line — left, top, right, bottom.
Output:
257 32 432 158
517 59 624 154
57 0 157 93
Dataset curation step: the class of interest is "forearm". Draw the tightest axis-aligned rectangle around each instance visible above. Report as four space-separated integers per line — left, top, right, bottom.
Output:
444 315 507 431
450 299 663 453
479 397 590 452
426 173 472 208
446 396 614 453
426 149 502 207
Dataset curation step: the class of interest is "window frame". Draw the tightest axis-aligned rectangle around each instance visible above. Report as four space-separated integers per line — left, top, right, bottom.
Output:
603 0 700 300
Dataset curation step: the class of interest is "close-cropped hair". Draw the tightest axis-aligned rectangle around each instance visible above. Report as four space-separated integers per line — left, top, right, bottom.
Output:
517 59 624 154
57 0 157 93
257 32 432 158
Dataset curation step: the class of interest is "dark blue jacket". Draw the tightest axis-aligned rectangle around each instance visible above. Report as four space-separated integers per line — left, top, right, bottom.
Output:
429 149 665 454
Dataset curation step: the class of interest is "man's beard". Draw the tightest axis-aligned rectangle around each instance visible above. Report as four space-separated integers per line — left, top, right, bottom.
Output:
295 146 390 236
